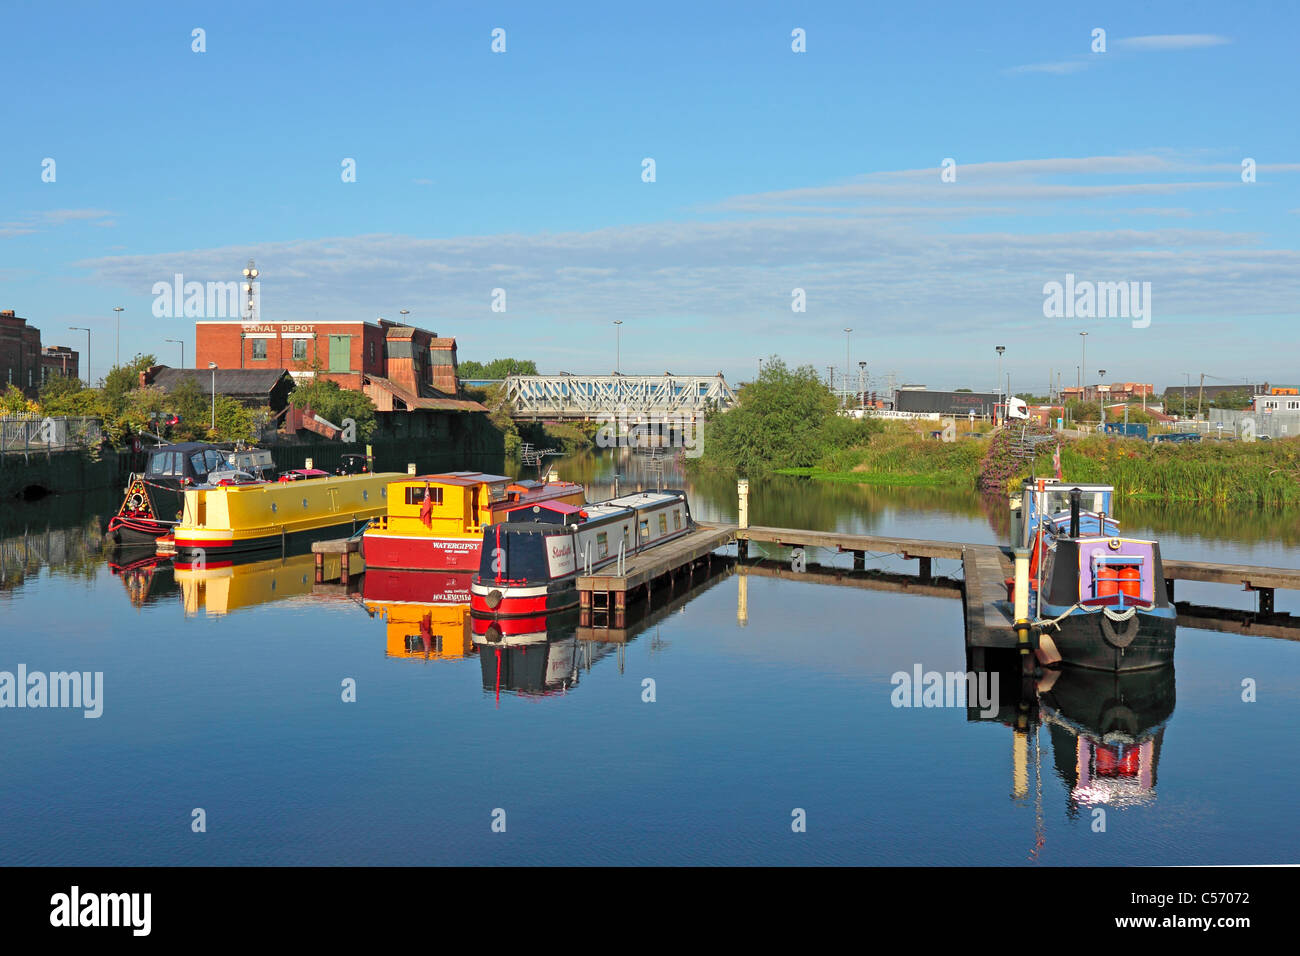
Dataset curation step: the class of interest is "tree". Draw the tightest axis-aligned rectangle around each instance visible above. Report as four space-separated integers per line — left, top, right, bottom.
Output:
287 377 377 440
459 358 538 380
101 354 157 416
1 384 38 416
694 356 879 476
1212 389 1254 411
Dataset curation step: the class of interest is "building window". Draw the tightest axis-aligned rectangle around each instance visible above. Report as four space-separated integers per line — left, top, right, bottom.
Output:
251 339 267 360
369 342 375 363
1290 401 1300 410
292 339 307 362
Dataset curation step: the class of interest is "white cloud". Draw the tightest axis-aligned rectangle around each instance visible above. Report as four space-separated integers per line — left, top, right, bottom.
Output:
1006 60 1089 75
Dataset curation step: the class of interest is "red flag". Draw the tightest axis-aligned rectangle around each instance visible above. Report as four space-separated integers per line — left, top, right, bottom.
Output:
419 482 433 527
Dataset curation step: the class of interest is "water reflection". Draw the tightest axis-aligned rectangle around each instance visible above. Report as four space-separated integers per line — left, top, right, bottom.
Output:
474 611 583 698
361 570 475 661
969 650 1175 825
175 552 359 615
109 546 177 608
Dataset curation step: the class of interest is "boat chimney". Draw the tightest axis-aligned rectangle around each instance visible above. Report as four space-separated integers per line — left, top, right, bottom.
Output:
1069 487 1082 538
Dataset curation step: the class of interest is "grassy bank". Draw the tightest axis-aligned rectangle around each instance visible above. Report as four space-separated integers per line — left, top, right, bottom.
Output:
777 423 987 486
790 423 1300 505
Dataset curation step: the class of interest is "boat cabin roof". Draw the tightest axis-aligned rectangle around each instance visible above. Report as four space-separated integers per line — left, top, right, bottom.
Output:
504 500 585 516
403 471 511 487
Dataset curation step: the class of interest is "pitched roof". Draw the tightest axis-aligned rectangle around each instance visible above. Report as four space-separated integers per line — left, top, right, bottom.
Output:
148 366 292 397
362 374 486 412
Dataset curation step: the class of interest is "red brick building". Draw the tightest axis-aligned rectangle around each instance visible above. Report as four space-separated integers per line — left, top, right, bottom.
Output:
41 346 80 386
194 318 476 413
1 310 47 397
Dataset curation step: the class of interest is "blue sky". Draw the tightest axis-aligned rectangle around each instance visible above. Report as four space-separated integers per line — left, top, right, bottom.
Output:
2 0 1297 392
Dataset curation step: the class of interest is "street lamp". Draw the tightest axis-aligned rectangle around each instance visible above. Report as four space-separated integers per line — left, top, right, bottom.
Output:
165 338 184 369
613 320 623 374
69 327 90 386
113 307 124 367
757 357 763 379
858 360 867 407
399 309 410 323
843 328 853 407
208 362 218 431
1078 331 1088 399
995 346 1006 424
1098 369 1107 425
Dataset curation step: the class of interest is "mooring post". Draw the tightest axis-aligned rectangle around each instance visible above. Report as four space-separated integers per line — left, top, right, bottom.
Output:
737 478 749 560
1012 546 1032 669
314 550 324 584
340 550 350 587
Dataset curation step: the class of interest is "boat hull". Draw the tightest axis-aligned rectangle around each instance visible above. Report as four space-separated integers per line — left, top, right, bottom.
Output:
1039 607 1176 672
361 532 482 572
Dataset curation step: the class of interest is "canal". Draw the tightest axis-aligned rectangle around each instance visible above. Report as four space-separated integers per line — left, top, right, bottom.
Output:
0 453 1297 865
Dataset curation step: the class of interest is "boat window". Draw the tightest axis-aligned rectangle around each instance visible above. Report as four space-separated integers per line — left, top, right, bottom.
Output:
639 519 649 538
146 451 168 476
190 452 208 475
659 513 668 534
674 510 682 530
149 451 183 477
477 531 548 581
405 486 443 506
596 531 608 558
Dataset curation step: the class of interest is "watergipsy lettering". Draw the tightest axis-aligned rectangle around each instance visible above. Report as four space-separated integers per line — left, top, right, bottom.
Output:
50 886 151 936
0 665 103 718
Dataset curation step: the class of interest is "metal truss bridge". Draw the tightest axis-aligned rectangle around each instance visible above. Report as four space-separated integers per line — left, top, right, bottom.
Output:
502 374 738 421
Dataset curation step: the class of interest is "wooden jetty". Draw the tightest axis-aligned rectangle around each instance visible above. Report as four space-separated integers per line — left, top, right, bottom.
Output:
311 536 361 585
576 523 735 619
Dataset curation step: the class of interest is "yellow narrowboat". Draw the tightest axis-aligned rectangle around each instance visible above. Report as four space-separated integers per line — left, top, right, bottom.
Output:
171 471 400 567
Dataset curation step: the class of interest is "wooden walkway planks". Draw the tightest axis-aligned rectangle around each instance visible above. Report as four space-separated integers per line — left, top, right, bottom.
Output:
1161 559 1300 591
736 525 966 560
962 545 1017 649
576 524 735 596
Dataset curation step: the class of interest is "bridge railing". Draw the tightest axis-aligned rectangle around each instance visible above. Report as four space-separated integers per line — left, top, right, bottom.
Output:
1 416 104 455
503 374 737 419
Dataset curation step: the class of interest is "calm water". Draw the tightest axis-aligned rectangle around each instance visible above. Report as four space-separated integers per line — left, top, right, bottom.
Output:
1 454 1298 865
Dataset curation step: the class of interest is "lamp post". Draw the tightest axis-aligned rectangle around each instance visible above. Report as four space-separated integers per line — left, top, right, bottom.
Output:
843 328 853 407
399 309 410 323
208 362 218 432
69 327 90 386
613 320 623 374
858 360 867 407
757 357 763 379
1098 369 1107 425
165 338 184 369
1079 331 1088 400
112 307 124 367
995 346 1006 425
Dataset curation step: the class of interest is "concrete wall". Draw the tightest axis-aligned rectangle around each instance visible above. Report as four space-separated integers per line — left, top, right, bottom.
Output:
0 449 132 499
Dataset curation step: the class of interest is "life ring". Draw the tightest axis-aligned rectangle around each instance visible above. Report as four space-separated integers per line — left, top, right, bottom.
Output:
131 436 142 454
1101 612 1139 649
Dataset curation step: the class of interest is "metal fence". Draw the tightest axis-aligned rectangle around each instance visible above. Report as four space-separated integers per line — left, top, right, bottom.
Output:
0 416 104 454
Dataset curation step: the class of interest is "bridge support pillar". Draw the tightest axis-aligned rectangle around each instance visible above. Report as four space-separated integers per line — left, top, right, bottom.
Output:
918 556 932 582
853 551 865 570
1259 587 1275 615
